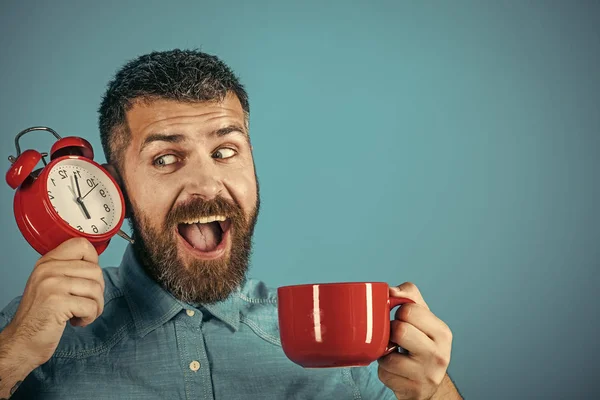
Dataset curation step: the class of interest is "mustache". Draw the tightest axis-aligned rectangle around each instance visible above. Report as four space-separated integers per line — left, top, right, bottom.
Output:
165 196 243 227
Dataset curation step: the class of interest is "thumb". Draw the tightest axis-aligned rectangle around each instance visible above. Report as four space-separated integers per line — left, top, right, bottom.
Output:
389 282 429 309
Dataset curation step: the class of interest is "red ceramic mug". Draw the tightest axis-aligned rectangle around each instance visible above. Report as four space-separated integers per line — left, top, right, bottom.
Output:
277 282 414 368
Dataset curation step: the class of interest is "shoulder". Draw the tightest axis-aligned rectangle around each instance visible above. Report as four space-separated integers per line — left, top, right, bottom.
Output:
238 277 278 305
235 278 281 346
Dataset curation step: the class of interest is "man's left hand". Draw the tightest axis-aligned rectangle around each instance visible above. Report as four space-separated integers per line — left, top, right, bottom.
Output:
377 282 457 400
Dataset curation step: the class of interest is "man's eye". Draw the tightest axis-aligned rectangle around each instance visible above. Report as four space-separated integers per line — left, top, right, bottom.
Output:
153 154 179 167
212 148 236 159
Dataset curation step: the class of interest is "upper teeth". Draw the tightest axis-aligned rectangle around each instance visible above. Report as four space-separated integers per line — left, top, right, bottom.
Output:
182 215 226 224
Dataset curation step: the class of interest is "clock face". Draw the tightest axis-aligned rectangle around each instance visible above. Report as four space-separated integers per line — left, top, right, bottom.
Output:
46 158 123 235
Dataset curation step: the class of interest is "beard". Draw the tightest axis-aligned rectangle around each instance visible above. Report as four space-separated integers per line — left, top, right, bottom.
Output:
127 193 259 305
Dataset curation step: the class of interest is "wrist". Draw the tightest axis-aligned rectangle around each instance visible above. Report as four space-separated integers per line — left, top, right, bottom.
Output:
429 374 463 400
0 322 41 372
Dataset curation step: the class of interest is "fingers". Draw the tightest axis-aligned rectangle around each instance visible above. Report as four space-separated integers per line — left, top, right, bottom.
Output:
64 295 101 327
32 259 105 294
38 237 99 265
390 282 428 309
377 365 420 399
380 281 454 399
59 276 105 318
389 319 435 358
27 252 106 328
378 351 423 382
37 274 105 321
394 303 452 344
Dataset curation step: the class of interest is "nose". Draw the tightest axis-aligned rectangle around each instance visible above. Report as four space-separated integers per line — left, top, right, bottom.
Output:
183 163 223 201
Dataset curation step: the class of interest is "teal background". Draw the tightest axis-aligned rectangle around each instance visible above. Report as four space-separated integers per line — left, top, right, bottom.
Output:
1 1 599 398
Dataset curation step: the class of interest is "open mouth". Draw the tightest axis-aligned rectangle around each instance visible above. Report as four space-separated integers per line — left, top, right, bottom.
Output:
176 215 232 258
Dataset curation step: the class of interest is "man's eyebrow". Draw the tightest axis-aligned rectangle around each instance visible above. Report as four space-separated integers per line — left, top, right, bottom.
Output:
139 133 187 153
212 125 248 138
139 125 249 153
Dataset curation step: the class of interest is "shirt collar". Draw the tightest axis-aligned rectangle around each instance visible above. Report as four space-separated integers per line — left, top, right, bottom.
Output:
119 245 241 337
195 287 242 331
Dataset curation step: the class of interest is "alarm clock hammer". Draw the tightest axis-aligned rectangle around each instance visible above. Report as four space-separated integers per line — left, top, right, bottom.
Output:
6 126 133 255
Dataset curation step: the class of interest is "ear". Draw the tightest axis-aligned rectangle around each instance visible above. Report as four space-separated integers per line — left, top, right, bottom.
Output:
101 163 131 219
102 163 122 186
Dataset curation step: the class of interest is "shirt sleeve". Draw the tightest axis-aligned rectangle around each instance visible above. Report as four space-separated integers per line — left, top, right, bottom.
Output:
0 296 23 333
350 362 397 399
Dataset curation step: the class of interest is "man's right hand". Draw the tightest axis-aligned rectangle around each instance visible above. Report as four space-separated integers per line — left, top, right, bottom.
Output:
2 237 105 369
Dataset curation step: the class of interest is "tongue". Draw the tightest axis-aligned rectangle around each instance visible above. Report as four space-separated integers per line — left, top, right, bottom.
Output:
179 222 222 252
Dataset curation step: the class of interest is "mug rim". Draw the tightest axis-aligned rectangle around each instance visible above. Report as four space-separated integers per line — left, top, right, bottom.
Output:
277 281 390 290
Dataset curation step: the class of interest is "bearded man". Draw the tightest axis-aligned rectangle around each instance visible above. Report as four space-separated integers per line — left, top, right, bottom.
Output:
0 49 461 400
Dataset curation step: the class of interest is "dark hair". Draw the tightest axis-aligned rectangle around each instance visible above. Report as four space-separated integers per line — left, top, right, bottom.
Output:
98 49 249 167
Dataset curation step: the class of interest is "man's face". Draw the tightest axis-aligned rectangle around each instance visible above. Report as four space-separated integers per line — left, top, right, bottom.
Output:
119 93 259 304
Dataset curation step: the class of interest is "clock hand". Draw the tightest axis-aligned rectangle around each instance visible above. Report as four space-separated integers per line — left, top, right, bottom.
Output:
77 198 92 219
73 173 91 219
74 173 83 199
67 184 77 199
81 183 99 200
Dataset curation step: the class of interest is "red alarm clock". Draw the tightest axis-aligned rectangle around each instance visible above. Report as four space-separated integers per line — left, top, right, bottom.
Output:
6 126 130 255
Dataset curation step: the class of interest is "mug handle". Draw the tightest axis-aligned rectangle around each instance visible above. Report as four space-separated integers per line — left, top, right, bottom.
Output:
383 296 416 356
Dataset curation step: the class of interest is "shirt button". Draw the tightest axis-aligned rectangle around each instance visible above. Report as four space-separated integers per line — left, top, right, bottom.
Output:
186 309 195 317
189 360 200 371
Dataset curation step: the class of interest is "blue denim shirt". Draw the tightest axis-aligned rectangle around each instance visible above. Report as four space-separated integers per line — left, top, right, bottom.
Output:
0 245 395 399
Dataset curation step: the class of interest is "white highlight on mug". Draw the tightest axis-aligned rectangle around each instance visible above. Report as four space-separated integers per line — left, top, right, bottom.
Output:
313 285 323 342
365 283 373 344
